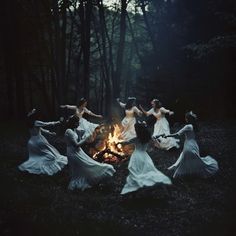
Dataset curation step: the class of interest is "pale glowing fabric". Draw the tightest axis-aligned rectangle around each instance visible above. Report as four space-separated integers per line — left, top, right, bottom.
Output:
65 129 116 191
121 139 171 194
76 107 99 137
18 120 67 175
168 124 219 178
119 102 142 141
148 107 180 150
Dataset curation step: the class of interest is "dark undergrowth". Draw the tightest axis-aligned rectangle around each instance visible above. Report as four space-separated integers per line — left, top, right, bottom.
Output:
0 120 235 236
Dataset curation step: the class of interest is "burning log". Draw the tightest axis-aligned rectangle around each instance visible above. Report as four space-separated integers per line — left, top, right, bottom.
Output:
94 148 128 163
89 124 132 163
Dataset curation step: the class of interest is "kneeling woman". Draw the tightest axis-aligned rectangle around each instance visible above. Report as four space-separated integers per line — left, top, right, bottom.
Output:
120 122 172 195
65 115 116 191
18 109 67 175
165 112 219 178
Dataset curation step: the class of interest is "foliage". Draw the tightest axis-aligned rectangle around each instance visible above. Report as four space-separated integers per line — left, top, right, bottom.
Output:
0 0 235 119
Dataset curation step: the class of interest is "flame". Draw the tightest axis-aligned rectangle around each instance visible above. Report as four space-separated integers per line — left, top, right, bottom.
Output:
93 124 125 159
107 124 124 153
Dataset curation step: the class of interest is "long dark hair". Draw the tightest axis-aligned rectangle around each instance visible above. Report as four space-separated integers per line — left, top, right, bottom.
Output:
185 111 198 132
135 122 151 144
125 97 136 110
152 99 162 111
66 115 80 130
78 98 87 107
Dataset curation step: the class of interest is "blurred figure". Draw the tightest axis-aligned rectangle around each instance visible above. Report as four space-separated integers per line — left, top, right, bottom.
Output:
61 98 103 142
64 115 115 191
18 109 67 175
117 97 142 141
140 99 179 150
120 122 172 195
165 111 219 178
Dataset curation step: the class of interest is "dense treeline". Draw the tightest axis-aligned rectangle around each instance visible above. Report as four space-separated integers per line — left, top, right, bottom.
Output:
0 0 235 120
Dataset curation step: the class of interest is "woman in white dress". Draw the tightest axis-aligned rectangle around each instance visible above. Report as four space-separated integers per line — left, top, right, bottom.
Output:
18 109 68 175
165 111 219 178
140 99 179 150
117 97 142 141
120 122 172 195
61 98 103 140
65 115 116 191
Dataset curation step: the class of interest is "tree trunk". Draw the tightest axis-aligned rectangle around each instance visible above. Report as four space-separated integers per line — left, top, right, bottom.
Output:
114 0 127 98
140 0 158 54
79 0 92 100
97 0 113 117
61 0 68 101
127 13 143 64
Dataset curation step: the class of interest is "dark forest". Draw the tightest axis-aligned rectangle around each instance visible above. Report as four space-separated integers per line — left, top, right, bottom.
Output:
0 1 235 236
1 0 235 120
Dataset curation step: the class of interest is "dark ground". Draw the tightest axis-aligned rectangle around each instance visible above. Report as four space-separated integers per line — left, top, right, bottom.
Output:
0 120 235 236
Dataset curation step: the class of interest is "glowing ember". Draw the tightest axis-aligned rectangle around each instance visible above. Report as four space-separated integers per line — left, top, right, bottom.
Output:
92 124 127 162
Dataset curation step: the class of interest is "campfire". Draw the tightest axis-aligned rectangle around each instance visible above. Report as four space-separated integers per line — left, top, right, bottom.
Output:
91 124 133 163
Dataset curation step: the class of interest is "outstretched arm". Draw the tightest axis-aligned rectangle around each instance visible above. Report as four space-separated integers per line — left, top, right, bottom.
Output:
35 120 60 127
164 133 180 138
134 106 143 117
116 98 126 108
152 133 165 139
118 138 136 146
139 105 153 116
139 105 147 115
84 108 103 118
41 128 56 136
165 124 192 138
60 105 77 110
160 107 174 115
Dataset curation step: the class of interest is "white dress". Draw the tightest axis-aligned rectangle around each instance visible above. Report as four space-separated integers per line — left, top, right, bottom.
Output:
18 121 68 175
119 102 142 141
65 129 116 191
147 107 180 150
168 124 219 178
76 107 99 137
121 139 172 195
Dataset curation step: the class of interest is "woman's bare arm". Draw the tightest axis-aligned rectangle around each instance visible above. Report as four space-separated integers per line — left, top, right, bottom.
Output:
139 105 147 115
41 128 56 136
34 120 60 127
116 98 126 108
118 138 136 146
60 105 77 110
84 108 103 118
160 107 174 115
134 106 143 117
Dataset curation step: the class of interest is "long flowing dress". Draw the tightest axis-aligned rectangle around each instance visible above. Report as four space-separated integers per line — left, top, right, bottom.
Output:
147 107 180 150
119 102 142 141
18 121 68 175
65 128 116 191
168 124 219 178
75 107 99 137
121 138 172 195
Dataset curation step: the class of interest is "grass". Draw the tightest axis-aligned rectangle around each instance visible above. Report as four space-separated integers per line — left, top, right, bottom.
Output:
0 120 235 236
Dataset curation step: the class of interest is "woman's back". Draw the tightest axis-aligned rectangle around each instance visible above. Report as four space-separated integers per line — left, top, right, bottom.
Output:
65 129 78 148
178 124 196 140
134 140 149 151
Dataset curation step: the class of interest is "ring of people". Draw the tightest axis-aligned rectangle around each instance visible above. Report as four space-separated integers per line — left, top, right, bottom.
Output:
18 98 219 194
